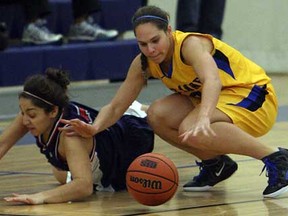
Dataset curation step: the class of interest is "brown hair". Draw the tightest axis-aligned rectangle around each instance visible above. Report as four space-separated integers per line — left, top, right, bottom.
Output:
19 68 70 113
132 6 170 77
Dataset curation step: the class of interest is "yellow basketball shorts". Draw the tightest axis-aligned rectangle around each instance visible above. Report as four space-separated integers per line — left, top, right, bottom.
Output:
216 83 278 137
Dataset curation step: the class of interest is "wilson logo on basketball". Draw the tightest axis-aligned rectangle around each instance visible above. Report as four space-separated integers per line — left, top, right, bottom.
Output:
129 176 162 189
140 159 157 168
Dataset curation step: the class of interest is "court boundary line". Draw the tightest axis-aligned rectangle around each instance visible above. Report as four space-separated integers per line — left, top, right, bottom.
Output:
0 158 255 177
121 197 287 216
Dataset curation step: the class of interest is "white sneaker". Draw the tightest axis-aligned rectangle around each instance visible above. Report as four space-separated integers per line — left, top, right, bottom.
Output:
68 19 118 42
22 19 63 45
93 23 119 40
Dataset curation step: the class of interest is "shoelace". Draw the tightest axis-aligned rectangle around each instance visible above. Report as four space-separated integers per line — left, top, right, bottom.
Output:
86 16 115 34
27 25 49 41
260 159 278 186
194 161 208 180
34 19 51 34
78 21 98 36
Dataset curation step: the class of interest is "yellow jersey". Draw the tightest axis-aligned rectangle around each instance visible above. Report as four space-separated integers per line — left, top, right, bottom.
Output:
147 31 277 137
148 30 271 97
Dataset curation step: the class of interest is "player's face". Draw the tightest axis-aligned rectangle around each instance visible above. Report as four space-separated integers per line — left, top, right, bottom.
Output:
135 23 172 64
19 98 58 137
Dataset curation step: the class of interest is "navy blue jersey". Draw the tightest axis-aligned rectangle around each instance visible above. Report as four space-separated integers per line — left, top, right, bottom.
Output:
35 101 154 191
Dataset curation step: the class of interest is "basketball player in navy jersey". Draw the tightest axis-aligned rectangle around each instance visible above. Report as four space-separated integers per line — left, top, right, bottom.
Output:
0 68 154 205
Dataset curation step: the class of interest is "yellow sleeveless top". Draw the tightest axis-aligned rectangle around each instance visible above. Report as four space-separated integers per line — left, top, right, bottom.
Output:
148 31 271 97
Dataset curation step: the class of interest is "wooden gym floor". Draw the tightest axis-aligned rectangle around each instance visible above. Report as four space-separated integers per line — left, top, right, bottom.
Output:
0 74 287 215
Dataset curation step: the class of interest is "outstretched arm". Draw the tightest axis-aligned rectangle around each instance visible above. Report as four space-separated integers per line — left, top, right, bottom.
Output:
4 134 94 204
179 36 222 141
0 113 28 159
93 62 145 132
60 54 147 137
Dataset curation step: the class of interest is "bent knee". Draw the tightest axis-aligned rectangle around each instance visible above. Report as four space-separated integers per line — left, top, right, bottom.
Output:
146 100 166 126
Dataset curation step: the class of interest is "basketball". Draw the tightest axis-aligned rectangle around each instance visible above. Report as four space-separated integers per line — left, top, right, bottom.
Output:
126 153 179 206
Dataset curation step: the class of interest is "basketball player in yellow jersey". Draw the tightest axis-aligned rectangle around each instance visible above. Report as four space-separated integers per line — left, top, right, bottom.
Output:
60 5 288 198
148 30 277 137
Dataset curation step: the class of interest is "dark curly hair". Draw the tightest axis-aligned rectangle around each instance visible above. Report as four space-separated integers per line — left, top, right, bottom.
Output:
19 68 70 113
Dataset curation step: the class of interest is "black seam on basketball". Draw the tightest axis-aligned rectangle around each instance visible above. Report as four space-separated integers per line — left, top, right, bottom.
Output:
127 170 178 185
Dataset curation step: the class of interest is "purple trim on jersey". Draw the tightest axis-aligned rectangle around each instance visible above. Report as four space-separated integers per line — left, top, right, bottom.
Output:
230 84 268 112
213 49 235 79
35 102 97 171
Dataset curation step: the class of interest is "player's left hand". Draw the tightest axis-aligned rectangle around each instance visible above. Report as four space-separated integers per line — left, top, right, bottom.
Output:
179 116 216 143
